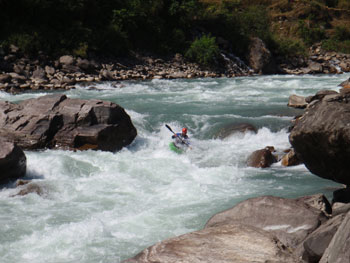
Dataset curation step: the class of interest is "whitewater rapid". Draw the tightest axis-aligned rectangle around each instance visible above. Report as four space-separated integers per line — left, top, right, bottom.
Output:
0 74 348 262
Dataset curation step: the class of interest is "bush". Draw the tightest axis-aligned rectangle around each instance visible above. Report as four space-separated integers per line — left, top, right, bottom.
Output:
322 39 350 54
185 34 220 67
298 20 326 45
270 36 307 57
334 26 350 41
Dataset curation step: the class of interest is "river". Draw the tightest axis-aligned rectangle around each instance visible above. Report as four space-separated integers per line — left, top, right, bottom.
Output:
0 74 348 262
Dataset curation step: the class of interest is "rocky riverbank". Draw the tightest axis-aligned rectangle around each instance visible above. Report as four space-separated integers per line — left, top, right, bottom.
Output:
0 46 252 94
1 41 350 94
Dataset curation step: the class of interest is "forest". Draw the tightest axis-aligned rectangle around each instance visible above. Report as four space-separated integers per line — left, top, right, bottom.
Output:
1 0 350 65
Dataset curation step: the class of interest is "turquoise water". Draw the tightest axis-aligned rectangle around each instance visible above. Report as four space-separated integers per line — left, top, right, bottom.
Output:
0 74 348 262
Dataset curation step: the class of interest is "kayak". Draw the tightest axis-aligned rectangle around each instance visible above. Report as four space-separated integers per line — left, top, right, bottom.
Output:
169 142 186 154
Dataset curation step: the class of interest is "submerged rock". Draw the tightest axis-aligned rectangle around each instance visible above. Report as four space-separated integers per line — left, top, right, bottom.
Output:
214 123 257 139
0 94 137 152
246 146 277 168
0 139 26 183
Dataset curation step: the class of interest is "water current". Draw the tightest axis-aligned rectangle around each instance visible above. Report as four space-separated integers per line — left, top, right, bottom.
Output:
1 74 349 262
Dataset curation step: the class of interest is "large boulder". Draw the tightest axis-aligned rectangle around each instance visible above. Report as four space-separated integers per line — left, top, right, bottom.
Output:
247 37 277 74
0 139 26 183
205 195 327 248
123 223 294 263
294 213 345 263
0 94 137 152
320 211 350 263
289 91 350 185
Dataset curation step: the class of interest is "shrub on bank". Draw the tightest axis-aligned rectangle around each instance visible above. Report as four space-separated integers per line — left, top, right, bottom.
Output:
185 34 220 67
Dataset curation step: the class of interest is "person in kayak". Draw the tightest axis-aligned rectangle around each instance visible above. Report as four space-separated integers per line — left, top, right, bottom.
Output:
172 127 190 146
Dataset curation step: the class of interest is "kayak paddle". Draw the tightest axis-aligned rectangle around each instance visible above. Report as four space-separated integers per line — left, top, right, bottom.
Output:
165 124 191 149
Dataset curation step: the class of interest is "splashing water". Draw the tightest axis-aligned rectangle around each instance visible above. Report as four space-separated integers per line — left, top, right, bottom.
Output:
0 74 348 262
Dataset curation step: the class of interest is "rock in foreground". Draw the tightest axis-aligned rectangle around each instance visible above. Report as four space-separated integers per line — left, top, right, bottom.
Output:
0 94 137 152
0 139 26 182
124 223 294 263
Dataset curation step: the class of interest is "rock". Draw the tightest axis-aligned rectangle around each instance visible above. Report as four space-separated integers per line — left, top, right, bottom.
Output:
124 223 294 263
100 69 115 80
45 65 55 75
305 90 338 104
0 73 12 83
332 187 350 204
59 55 74 66
294 194 332 215
308 61 323 73
247 37 277 74
246 146 277 168
288 94 307 109
295 214 345 263
0 139 26 183
32 67 46 80
0 94 137 152
214 123 257 139
205 195 327 248
281 148 303 166
12 183 43 196
332 203 350 217
289 92 350 185
76 58 92 71
319 211 350 263
338 77 350 88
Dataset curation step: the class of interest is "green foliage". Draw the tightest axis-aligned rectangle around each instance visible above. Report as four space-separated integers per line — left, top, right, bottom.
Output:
322 39 350 53
270 36 306 57
185 34 220 67
321 25 350 53
298 20 326 45
333 26 350 41
337 0 350 8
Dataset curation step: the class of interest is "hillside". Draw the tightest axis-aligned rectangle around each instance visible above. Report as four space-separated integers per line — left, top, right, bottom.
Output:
0 0 349 65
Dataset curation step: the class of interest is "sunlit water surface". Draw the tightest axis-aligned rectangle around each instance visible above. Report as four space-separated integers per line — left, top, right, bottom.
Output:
1 74 348 262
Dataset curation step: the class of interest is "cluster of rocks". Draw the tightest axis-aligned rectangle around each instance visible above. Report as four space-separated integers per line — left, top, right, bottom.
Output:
124 194 350 262
0 94 137 184
279 43 350 75
288 78 350 187
0 46 252 93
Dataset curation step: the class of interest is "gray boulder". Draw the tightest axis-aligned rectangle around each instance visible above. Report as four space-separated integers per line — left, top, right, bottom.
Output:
205 195 327 248
0 139 26 183
247 37 277 74
289 91 350 185
124 223 294 263
320 211 350 263
0 94 137 152
295 214 345 263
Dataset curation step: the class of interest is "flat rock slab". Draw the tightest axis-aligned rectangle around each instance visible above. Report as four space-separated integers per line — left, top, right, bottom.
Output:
205 195 327 248
0 94 137 151
123 223 294 263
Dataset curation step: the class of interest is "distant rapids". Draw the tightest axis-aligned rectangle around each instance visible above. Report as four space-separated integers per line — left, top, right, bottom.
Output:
1 74 348 262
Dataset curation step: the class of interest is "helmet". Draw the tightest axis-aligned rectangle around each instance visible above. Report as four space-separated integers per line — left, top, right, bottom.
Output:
182 128 187 134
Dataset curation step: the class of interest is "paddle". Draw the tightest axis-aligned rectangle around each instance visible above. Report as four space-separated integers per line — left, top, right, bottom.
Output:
165 124 191 149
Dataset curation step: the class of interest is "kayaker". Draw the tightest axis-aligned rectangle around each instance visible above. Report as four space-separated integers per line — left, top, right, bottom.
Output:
172 128 190 146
